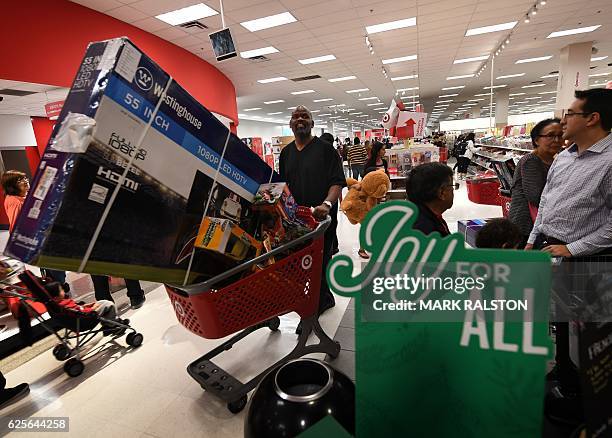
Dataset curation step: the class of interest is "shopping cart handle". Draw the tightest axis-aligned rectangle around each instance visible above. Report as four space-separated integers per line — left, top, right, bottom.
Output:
170 216 331 295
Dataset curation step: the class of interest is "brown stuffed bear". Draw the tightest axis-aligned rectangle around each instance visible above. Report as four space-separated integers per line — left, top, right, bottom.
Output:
340 170 390 224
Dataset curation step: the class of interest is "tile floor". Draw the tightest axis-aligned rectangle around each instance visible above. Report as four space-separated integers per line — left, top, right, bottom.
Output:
1 180 501 437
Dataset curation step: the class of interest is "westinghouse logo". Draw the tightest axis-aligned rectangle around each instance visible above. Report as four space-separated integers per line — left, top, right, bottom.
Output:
134 66 153 91
14 233 40 247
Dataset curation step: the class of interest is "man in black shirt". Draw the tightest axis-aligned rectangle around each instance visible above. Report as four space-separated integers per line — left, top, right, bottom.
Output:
280 106 346 315
405 163 454 236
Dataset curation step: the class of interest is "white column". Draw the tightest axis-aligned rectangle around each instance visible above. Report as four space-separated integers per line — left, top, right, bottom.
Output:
556 42 592 117
495 89 509 128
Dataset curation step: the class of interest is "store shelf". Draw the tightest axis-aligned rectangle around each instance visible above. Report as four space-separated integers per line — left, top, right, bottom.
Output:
476 143 533 153
474 151 508 161
471 159 492 170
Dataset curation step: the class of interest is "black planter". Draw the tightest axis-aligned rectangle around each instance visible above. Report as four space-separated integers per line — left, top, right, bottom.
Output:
245 358 355 438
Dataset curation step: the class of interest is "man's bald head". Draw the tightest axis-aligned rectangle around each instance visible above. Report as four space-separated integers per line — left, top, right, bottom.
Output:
290 105 314 140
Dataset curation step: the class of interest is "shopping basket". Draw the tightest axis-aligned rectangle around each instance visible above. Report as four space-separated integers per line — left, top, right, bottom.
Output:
165 217 340 413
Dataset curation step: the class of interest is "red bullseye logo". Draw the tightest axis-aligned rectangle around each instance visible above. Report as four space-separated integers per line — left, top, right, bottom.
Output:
301 255 313 270
174 301 185 317
382 113 390 124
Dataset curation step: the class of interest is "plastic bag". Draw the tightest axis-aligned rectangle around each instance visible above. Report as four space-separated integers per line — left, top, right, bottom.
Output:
50 112 96 153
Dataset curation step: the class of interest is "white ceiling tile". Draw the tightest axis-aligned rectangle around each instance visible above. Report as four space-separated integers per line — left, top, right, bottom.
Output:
153 26 189 40
70 0 124 11
104 5 149 22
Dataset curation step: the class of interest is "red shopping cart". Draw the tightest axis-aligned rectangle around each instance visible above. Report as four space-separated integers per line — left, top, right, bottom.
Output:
165 217 340 413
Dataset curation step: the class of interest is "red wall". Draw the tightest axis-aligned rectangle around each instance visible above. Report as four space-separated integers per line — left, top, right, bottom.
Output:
1 0 238 124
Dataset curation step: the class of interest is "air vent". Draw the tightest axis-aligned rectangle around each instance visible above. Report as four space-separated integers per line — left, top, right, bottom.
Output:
179 20 208 30
530 80 544 84
245 55 270 62
290 75 322 82
0 89 37 96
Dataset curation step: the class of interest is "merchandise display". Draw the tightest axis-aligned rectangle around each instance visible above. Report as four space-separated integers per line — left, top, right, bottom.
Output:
4 38 278 284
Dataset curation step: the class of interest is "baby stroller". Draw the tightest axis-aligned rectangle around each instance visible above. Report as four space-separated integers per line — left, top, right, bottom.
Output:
0 269 144 377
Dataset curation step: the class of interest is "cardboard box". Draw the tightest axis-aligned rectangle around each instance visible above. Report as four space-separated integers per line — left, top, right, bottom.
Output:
5 37 279 284
195 217 262 261
252 182 297 222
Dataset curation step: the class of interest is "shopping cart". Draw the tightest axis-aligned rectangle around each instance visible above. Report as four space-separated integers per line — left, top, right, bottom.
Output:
165 217 341 413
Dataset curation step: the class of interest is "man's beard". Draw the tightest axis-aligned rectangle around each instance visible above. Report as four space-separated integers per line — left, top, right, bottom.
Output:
294 126 311 141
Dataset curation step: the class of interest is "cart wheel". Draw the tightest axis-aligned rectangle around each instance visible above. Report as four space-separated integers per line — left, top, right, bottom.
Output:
63 358 84 377
52 344 71 361
227 395 248 414
126 332 144 347
267 317 280 332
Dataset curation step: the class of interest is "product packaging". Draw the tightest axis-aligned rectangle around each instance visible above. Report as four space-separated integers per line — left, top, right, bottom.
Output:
252 182 298 222
195 217 262 261
5 37 278 285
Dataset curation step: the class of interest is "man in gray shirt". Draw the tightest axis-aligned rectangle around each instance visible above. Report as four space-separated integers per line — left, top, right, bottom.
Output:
527 88 612 256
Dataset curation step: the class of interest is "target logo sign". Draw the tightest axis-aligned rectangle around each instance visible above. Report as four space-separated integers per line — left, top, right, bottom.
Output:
174 301 185 318
301 255 313 270
382 113 390 124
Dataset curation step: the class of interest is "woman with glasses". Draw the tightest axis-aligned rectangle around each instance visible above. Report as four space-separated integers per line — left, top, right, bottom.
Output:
508 118 564 245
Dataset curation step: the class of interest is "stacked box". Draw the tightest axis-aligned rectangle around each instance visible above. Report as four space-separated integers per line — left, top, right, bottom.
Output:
5 37 279 285
252 182 297 222
195 218 262 261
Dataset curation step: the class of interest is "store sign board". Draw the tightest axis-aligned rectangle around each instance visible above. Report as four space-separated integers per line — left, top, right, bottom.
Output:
327 201 552 437
396 111 428 138
44 100 64 119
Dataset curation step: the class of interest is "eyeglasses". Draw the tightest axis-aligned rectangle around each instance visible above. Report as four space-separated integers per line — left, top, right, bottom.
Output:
537 134 563 140
561 109 592 119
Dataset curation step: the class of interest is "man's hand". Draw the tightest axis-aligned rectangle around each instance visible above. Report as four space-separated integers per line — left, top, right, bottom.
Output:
524 243 534 250
542 244 572 257
313 204 331 220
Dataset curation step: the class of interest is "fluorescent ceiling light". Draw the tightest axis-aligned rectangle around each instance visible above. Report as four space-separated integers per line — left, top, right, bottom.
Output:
264 100 284 104
465 21 517 36
298 54 336 64
474 93 493 97
454 55 489 64
538 91 557 95
319 113 331 116
257 76 287 84
436 100 454 103
396 87 419 92
516 56 552 64
240 12 297 32
509 93 526 96
438 94 458 98
541 74 559 79
367 103 386 106
468 98 485 101
547 25 601 39
382 54 418 64
591 56 608 62
484 85 507 89
267 112 283 115
287 106 297 110
346 88 369 93
525 97 540 100
243 107 261 111
155 3 218 25
241 47 279 59
349 112 363 115
358 97 379 101
522 84 546 88
366 17 417 34
328 76 357 83
447 74 475 80
402 95 419 99
311 110 320 113
291 90 315 95
441 86 465 90
496 73 525 79
391 75 418 81
313 98 333 102
589 72 610 77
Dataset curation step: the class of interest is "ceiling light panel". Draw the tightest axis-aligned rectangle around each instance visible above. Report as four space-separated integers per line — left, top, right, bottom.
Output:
155 3 218 25
522 84 546 88
241 47 279 59
257 76 287 84
438 94 458 98
391 75 418 81
441 86 465 90
496 73 525 79
465 21 517 36
313 98 333 102
484 85 507 89
240 12 297 32
454 55 489 64
516 56 553 64
397 87 419 92
447 74 475 80
382 54 418 64
358 97 379 101
264 100 284 104
243 107 261 111
299 55 336 65
547 25 601 38
328 76 356 82
346 88 369 93
366 17 417 35
591 56 608 62
291 90 315 95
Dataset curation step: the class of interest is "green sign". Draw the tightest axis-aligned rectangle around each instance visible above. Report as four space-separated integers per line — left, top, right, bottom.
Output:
327 201 552 437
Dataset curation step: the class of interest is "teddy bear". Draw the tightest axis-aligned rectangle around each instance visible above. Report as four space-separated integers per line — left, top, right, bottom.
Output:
340 169 390 224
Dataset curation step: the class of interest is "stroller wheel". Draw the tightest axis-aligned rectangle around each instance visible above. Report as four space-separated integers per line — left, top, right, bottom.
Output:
267 317 280 331
126 332 144 347
64 358 84 377
53 344 71 361
227 395 248 414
